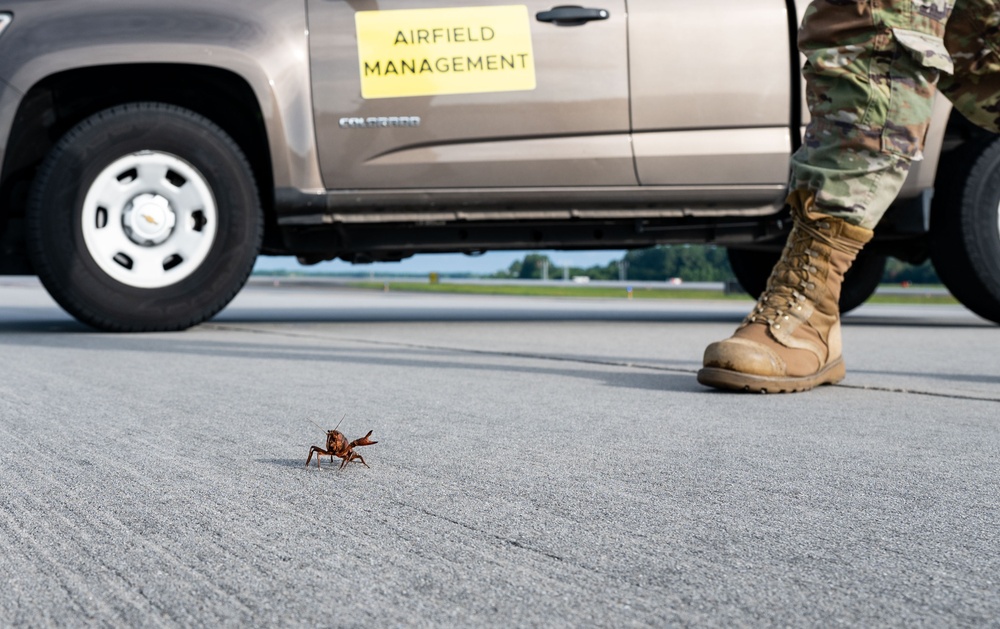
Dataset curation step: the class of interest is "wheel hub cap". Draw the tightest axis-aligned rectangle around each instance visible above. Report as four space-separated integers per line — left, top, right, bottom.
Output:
80 151 218 289
123 193 176 245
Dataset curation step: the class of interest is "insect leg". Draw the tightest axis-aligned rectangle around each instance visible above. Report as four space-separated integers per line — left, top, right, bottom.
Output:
307 446 329 469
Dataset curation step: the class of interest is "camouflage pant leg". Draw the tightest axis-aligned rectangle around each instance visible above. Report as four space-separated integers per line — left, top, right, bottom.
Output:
790 0 955 229
939 0 1000 132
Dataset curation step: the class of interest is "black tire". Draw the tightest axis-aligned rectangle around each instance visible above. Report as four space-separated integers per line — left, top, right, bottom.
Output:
930 137 1000 324
26 103 262 332
727 246 886 315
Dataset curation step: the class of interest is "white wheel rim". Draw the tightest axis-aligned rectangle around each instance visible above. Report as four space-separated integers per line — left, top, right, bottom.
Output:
81 151 218 289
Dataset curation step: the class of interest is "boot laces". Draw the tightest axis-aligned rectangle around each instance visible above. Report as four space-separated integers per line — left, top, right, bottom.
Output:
745 218 854 329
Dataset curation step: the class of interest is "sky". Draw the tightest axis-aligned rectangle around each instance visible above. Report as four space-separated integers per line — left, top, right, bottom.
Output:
252 249 627 276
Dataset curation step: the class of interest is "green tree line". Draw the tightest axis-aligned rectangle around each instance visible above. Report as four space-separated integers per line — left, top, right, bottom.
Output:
494 246 941 284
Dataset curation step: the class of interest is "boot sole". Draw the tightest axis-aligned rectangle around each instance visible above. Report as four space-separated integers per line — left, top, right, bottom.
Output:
697 358 846 394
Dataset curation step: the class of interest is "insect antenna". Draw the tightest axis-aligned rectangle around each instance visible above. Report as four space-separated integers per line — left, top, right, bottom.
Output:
333 413 347 432
307 414 347 434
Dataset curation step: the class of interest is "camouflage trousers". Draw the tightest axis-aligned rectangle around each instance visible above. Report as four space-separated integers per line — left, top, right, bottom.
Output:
791 0 1000 229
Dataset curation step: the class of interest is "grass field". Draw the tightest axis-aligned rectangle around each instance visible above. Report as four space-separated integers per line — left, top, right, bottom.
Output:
346 281 960 305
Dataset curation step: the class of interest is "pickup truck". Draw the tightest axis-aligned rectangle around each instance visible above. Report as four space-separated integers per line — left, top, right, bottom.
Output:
1 1 998 331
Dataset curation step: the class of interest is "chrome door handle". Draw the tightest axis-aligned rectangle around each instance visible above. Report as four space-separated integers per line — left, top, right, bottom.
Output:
536 6 610 26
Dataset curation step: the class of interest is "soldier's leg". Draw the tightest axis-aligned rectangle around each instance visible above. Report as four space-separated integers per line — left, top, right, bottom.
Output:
698 0 953 393
791 0 953 230
939 0 1000 133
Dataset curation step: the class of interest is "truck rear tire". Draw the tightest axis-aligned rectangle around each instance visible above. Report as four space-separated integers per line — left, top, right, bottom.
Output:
26 103 262 331
930 137 1000 325
727 247 886 315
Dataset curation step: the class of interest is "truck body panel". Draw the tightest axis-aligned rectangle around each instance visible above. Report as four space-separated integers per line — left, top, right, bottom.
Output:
0 0 323 192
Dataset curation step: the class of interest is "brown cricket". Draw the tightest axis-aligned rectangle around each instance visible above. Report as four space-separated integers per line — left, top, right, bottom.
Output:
305 418 378 470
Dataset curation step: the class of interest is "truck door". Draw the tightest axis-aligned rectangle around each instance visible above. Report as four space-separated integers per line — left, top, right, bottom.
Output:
628 0 794 198
307 1 634 189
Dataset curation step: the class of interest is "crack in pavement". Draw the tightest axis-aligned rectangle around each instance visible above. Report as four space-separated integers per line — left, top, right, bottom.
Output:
206 324 1000 404
395 500 565 563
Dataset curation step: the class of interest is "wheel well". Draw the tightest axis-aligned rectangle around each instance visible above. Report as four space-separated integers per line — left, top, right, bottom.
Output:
942 107 997 153
0 64 279 271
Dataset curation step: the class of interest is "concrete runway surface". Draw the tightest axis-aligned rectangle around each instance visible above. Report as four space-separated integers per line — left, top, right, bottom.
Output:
1 277 998 627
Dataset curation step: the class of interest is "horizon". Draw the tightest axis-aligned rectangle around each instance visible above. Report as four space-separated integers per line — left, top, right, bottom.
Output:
252 249 628 276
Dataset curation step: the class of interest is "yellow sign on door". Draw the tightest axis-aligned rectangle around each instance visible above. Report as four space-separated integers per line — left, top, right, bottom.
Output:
356 5 537 99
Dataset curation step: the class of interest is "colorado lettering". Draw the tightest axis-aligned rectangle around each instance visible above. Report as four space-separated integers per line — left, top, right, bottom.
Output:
394 26 496 45
339 116 421 129
364 53 531 77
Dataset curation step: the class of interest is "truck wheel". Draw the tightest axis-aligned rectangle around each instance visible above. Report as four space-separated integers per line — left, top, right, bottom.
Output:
26 103 262 331
727 247 886 315
930 137 1000 324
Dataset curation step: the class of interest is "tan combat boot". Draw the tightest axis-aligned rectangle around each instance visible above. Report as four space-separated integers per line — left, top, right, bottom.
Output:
698 190 874 393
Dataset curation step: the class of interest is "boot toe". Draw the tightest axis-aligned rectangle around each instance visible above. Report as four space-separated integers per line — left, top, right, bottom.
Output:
703 337 787 377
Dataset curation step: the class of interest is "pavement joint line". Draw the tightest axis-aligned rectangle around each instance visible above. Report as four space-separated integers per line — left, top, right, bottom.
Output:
834 383 1000 403
207 323 689 373
206 324 1000 403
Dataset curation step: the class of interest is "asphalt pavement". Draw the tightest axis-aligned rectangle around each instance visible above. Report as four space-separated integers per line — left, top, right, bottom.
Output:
1 276 998 627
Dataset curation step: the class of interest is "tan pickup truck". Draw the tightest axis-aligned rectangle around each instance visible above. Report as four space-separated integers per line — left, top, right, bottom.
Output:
1 1 997 330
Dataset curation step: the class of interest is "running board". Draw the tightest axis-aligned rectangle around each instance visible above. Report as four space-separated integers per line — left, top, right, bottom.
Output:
275 186 786 226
